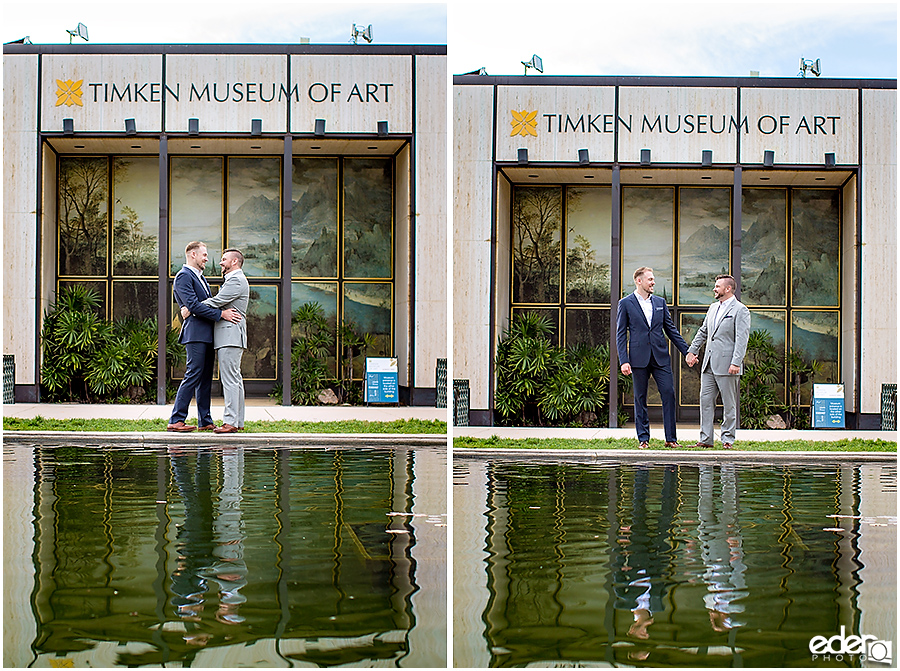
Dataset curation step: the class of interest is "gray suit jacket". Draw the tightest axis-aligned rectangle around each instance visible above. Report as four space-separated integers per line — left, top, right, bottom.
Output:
688 298 751 375
202 268 250 349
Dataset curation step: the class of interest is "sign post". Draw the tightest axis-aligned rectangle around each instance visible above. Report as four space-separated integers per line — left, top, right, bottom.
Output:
365 357 399 405
812 383 845 428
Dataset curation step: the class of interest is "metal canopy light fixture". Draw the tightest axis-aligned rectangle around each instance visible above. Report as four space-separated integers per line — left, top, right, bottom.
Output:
522 54 543 75
66 22 89 44
351 24 373 44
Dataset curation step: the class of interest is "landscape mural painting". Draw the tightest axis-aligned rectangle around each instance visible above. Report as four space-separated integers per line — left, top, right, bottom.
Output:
622 187 674 301
678 187 730 305
112 281 157 321
512 186 562 305
113 157 158 277
792 189 840 307
58 157 108 278
741 189 787 306
566 187 611 304
564 309 609 349
343 282 391 378
791 310 839 404
169 157 223 277
343 159 393 280
243 285 278 379
292 158 338 279
228 158 280 278
678 312 705 406
292 281 339 376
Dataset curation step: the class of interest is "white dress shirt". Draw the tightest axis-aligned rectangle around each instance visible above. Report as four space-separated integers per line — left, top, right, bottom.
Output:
635 291 653 326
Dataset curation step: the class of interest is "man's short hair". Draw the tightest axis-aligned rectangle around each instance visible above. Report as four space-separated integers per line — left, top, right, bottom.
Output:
633 266 653 282
716 274 737 292
185 241 205 256
223 248 244 267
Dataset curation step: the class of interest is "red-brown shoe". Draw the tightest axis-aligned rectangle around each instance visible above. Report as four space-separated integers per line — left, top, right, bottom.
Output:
638 441 650 449
198 424 217 431
723 442 733 449
693 441 714 448
167 421 196 432
664 441 681 449
214 423 239 434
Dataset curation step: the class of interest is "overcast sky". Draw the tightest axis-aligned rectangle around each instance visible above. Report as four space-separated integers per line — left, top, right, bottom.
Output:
3 2 895 80
448 2 896 79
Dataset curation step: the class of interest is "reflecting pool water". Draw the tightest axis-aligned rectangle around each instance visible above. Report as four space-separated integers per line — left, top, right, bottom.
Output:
4 443 446 667
454 457 896 668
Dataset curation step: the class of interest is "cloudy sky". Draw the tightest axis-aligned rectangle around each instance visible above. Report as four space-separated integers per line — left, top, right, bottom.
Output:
3 2 894 79
448 2 896 79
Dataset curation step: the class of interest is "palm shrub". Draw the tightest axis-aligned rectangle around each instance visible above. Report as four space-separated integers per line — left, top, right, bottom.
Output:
41 285 177 402
495 312 625 426
288 302 333 405
786 348 821 430
282 302 377 405
739 330 783 428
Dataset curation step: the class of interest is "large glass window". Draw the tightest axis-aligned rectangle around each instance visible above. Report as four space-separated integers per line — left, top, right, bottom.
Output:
57 156 158 320
510 186 610 346
291 157 394 380
509 182 840 410
56 152 396 389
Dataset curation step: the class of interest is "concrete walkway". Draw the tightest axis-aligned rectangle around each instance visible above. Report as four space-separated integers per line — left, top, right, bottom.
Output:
3 399 448 423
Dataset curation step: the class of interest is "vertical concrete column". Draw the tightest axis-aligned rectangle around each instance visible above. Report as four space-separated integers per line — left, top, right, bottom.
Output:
157 136 169 405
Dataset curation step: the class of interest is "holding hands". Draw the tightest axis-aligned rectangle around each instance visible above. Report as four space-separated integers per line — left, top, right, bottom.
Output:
685 352 698 367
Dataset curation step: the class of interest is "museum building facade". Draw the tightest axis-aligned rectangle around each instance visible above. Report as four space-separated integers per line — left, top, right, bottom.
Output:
4 43 447 404
454 74 896 428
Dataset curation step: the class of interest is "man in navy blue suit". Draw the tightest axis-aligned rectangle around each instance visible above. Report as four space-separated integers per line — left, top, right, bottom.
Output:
167 241 242 432
616 267 689 449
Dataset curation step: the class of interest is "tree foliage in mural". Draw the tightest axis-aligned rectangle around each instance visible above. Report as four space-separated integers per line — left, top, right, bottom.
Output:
343 159 392 279
113 205 157 276
59 157 108 277
513 187 561 304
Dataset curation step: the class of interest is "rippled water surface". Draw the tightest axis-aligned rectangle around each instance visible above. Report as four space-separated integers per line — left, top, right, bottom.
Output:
454 458 896 668
4 444 446 667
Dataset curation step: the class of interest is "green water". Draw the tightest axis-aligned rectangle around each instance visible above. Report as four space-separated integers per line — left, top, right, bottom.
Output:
454 459 896 668
4 444 446 667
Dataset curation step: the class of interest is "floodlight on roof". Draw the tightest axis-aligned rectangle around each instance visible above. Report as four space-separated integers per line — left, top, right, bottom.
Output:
522 54 543 75
798 56 821 78
67 22 89 44
351 23 373 44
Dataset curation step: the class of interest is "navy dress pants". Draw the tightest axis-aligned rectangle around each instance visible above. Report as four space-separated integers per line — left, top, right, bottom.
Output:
169 341 215 426
631 353 678 443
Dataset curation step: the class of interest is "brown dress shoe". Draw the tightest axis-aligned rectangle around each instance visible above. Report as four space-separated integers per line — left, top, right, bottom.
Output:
639 441 650 449
198 424 217 431
664 441 681 449
214 423 239 434
167 421 196 432
723 442 733 449
693 442 714 448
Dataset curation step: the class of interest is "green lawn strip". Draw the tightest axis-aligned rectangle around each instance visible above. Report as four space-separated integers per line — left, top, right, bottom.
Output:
453 436 896 452
3 416 447 434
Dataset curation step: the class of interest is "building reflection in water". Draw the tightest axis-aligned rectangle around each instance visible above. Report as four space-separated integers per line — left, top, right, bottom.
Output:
3 444 446 668
454 458 896 668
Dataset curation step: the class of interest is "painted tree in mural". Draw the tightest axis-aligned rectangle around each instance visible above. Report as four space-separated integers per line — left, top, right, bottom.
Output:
513 187 561 303
567 234 611 303
113 205 156 275
59 158 108 276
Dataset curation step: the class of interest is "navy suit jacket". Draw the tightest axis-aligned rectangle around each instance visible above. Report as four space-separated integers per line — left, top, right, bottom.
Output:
616 293 689 368
173 266 222 344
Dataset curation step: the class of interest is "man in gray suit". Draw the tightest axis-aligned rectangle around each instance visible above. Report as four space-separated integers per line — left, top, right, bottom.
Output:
182 248 250 434
685 275 750 449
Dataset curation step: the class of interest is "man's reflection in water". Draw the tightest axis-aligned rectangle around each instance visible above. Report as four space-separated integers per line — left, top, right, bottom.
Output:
210 447 247 625
168 447 248 644
698 465 748 632
169 448 215 645
612 465 679 644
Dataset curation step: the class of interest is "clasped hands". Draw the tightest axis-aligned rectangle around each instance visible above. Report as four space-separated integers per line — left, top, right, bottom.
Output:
684 352 740 374
181 305 242 323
